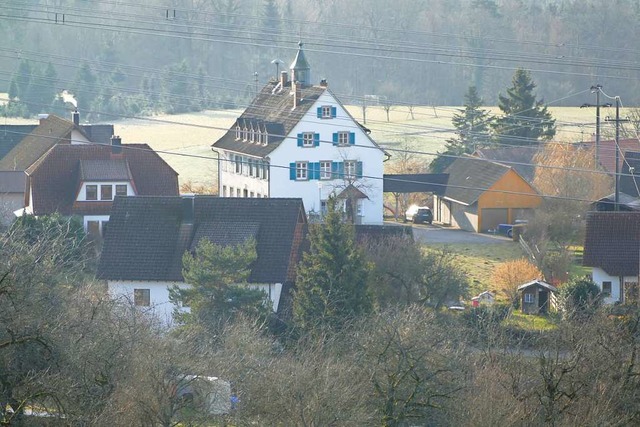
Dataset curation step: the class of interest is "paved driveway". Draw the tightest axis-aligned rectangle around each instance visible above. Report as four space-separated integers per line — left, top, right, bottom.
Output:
393 222 513 245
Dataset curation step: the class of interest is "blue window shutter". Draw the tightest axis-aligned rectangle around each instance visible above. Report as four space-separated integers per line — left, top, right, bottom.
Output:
332 132 338 146
297 133 303 147
337 162 344 179
349 132 355 145
331 161 338 179
356 161 363 178
290 163 296 180
313 162 320 180
317 107 322 118
331 106 337 118
314 133 320 147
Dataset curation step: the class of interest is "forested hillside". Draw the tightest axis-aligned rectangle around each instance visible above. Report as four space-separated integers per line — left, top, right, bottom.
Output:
1 0 639 121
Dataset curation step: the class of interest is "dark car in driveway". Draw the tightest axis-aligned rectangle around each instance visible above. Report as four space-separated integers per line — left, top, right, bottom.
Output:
411 207 433 224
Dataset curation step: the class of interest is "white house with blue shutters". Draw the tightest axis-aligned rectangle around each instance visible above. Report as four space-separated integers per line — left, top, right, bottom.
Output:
212 42 388 224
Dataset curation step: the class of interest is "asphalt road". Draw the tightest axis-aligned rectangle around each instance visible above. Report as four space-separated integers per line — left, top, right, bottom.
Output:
391 222 513 245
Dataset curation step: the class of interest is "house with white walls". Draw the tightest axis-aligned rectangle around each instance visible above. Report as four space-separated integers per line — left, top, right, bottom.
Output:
212 42 388 224
22 136 178 235
0 112 115 225
583 211 640 304
97 196 307 325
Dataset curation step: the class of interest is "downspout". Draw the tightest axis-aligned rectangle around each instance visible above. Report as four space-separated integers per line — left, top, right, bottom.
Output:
210 148 221 196
265 156 271 197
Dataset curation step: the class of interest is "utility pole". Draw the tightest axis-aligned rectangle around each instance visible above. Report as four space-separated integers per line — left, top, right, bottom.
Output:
605 96 629 211
591 84 602 166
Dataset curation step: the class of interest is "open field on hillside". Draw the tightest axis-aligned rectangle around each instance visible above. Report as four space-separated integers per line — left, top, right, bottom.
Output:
428 241 526 297
1 105 602 187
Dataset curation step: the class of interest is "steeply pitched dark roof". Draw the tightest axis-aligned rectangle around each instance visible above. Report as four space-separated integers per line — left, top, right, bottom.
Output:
474 147 538 183
25 144 179 215
80 124 115 146
443 156 511 205
79 159 133 181
620 151 640 198
97 196 307 285
0 125 37 163
0 115 77 171
212 81 326 157
0 171 26 193
383 174 448 195
583 211 640 276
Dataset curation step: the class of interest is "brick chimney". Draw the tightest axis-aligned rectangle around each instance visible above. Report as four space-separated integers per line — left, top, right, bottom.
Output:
319 79 328 87
292 81 301 108
111 135 122 156
280 71 288 88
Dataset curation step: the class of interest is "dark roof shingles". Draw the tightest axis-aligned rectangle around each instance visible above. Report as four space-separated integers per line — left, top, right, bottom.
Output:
443 156 510 205
27 144 178 215
97 197 307 284
583 211 640 276
212 82 326 157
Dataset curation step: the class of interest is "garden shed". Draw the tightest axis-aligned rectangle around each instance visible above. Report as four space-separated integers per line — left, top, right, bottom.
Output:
517 279 557 314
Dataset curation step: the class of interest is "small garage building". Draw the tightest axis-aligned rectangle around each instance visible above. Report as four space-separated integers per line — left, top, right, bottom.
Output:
433 156 542 233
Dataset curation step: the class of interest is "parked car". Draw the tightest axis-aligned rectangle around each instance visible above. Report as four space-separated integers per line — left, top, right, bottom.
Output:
405 205 433 224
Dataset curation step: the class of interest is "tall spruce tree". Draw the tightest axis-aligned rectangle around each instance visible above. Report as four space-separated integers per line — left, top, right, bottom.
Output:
491 68 556 146
430 86 493 173
293 197 371 333
171 238 270 338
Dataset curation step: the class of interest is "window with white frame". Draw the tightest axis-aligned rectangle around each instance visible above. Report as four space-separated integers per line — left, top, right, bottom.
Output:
338 131 350 146
115 184 127 196
344 160 357 179
235 155 242 174
320 161 332 180
296 161 308 180
86 185 97 201
302 132 315 147
235 124 241 140
321 105 332 118
524 293 534 304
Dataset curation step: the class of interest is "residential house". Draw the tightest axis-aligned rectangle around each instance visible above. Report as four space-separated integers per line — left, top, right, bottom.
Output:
23 136 179 235
517 279 557 314
589 138 640 177
583 211 640 304
97 196 307 324
212 42 388 224
0 112 114 225
0 171 26 226
433 156 542 232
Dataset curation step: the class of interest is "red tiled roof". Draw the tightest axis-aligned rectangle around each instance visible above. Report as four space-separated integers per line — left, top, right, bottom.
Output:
585 139 640 175
25 144 179 215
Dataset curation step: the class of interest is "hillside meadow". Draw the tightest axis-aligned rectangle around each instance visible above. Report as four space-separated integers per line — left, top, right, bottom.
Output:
1 104 600 187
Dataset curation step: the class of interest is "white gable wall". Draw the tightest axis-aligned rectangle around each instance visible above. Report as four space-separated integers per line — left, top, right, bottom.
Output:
109 280 282 327
591 267 636 304
269 91 384 224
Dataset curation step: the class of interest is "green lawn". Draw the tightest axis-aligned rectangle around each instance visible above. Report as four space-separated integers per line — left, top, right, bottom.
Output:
429 242 526 297
504 310 559 331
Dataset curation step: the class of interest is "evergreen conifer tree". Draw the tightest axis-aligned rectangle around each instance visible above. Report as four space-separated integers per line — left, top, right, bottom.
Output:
430 86 493 173
491 68 556 146
293 197 371 333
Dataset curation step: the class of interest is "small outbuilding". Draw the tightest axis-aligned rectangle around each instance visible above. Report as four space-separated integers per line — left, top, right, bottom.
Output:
471 291 495 307
517 279 557 314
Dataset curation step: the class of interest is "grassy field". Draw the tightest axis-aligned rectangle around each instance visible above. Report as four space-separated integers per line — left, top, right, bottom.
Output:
429 241 526 296
1 105 599 187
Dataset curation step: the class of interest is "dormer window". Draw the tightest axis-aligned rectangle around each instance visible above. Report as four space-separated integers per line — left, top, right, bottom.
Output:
101 185 113 201
243 126 249 141
86 185 97 201
116 185 127 196
235 124 241 140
